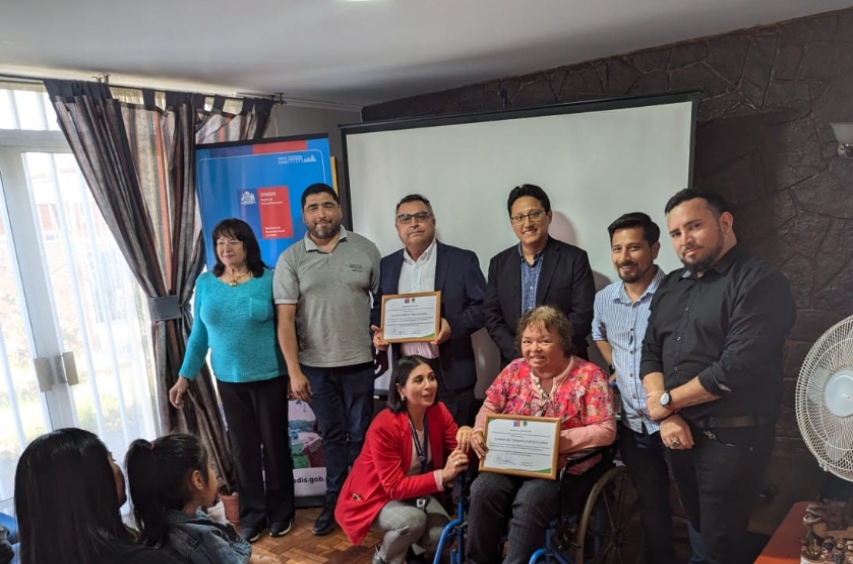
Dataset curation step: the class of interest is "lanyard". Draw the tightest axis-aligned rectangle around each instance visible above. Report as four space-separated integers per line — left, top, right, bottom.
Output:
408 414 430 474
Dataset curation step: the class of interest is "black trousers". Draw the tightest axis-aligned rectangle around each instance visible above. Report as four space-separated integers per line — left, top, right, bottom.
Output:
669 423 775 564
425 357 478 427
467 471 561 564
218 375 295 529
618 424 676 564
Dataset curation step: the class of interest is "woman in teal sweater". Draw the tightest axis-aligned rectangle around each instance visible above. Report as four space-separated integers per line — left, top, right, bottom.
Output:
170 218 293 544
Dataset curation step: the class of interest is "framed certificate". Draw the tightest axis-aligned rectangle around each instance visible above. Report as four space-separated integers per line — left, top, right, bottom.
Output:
479 414 561 480
380 291 442 343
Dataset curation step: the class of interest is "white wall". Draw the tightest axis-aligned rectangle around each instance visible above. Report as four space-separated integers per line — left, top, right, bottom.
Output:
266 104 362 192
345 98 694 395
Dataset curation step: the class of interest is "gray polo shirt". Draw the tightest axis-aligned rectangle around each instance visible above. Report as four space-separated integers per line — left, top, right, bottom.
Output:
274 226 381 368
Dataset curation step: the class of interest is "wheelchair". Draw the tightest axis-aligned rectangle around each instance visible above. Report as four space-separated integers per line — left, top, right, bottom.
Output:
433 442 643 564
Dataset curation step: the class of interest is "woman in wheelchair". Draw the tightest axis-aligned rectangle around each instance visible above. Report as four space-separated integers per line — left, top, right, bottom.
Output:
462 306 617 564
335 355 471 564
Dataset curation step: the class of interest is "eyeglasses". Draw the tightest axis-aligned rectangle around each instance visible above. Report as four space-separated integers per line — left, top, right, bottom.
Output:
396 211 432 225
510 209 547 225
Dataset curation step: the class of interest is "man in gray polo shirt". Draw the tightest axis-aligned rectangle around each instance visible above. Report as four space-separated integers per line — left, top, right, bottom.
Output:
274 183 381 536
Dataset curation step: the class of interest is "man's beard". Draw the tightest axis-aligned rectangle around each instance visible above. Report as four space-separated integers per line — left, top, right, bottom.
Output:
683 239 724 274
618 263 648 284
309 220 340 239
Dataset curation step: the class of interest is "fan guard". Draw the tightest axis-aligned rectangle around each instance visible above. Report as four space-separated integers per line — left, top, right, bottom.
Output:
796 316 853 482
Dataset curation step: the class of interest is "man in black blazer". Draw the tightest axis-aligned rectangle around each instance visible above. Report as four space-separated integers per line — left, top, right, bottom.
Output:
371 194 487 426
485 184 596 366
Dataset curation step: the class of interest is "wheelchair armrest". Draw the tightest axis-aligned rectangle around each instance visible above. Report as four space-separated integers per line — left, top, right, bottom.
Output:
558 442 618 481
452 471 470 499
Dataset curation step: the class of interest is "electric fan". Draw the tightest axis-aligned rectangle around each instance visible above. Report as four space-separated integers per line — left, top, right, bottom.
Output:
795 316 853 561
796 316 853 480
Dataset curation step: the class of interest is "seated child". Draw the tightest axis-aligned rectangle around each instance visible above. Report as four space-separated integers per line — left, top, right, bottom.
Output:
125 434 277 564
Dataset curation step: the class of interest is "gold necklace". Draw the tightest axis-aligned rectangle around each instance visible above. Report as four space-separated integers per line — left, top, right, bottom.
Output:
228 269 250 287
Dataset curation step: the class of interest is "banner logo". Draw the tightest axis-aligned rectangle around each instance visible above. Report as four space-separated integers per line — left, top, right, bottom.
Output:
240 190 256 205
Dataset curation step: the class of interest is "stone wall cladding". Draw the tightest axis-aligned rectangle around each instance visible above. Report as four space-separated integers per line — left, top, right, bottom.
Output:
364 9 853 452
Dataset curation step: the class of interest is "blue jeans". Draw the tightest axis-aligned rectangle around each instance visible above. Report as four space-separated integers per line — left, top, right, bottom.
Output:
618 424 705 564
301 362 375 496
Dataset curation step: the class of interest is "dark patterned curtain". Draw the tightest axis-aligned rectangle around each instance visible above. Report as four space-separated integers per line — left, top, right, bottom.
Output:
45 79 273 492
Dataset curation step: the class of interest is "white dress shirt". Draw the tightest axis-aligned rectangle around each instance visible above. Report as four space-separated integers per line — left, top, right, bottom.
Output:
399 239 439 359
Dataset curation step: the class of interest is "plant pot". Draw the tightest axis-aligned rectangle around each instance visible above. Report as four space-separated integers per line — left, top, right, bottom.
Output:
219 492 240 527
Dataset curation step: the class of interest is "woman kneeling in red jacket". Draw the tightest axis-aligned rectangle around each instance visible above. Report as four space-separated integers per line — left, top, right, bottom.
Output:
335 355 471 564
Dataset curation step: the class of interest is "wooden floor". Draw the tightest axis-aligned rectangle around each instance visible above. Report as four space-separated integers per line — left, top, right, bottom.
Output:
246 505 700 564
251 506 381 564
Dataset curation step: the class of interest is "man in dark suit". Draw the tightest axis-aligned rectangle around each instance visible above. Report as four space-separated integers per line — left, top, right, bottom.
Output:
371 194 487 426
484 184 596 366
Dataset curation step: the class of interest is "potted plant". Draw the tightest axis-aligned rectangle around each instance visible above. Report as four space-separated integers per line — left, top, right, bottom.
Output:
218 486 240 527
211 448 240 527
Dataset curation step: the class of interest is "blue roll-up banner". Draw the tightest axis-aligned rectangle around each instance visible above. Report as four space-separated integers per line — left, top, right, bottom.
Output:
195 135 333 498
195 134 334 269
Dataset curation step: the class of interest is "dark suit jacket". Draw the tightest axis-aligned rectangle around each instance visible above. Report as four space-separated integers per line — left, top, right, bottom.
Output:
371 241 487 390
484 236 595 365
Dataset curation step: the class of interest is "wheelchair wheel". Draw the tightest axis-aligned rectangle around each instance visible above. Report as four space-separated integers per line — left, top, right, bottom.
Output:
573 465 643 564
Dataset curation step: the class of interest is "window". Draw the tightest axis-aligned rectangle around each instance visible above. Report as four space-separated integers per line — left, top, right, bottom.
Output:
0 84 159 510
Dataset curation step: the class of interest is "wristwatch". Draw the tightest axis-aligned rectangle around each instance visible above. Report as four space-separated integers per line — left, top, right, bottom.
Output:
660 390 673 409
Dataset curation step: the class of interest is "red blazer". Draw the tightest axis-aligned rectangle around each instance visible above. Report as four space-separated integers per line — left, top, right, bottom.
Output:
335 402 458 546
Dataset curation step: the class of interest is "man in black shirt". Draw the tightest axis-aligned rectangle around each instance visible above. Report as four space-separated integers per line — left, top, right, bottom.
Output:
640 188 795 564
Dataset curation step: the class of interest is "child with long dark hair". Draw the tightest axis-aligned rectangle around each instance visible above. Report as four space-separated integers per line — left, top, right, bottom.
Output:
14 428 182 564
125 433 277 564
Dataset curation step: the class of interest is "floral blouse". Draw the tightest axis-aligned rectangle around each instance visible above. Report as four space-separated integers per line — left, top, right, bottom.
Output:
474 357 617 474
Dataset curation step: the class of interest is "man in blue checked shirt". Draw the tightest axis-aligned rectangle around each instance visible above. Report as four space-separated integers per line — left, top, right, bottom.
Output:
592 212 703 564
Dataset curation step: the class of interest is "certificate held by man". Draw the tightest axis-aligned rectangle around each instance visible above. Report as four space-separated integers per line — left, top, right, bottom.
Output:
380 291 442 343
480 414 560 480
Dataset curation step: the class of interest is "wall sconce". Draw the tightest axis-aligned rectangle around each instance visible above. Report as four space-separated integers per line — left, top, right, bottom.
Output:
830 123 853 158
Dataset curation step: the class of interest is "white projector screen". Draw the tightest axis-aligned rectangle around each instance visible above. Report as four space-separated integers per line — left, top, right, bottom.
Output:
342 94 696 395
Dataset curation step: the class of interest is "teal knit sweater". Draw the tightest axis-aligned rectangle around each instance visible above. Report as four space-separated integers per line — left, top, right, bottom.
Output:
179 269 286 384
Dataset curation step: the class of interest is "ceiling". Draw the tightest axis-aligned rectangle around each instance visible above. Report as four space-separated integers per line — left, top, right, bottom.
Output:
1 0 851 107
